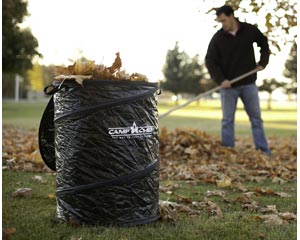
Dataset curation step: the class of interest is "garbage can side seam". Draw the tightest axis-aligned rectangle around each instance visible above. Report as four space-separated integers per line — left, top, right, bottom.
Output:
56 159 159 197
54 87 158 122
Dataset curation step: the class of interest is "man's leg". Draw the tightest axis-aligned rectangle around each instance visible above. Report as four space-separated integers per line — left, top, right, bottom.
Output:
220 88 238 147
240 84 271 154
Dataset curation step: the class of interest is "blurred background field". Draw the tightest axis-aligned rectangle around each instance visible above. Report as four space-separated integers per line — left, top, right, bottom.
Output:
3 98 296 137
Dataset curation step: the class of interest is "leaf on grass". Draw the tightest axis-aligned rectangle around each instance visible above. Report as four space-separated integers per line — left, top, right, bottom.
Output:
192 201 207 209
236 193 253 204
274 192 292 198
174 194 193 204
208 206 223 218
206 190 226 197
3 227 16 239
12 188 32 198
259 205 278 214
248 176 267 183
32 175 48 184
254 188 291 198
176 205 201 215
256 214 288 225
278 212 297 221
70 237 82 240
48 194 56 199
236 181 248 192
159 200 179 222
253 187 275 196
272 177 287 185
216 176 233 188
5 158 16 169
159 181 179 193
242 200 259 211
195 199 223 218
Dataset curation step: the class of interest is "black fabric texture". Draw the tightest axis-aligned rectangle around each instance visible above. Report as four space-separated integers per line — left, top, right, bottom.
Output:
39 79 160 226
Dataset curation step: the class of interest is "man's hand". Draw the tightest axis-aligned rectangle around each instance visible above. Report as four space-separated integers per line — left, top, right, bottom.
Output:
221 80 231 88
256 65 264 71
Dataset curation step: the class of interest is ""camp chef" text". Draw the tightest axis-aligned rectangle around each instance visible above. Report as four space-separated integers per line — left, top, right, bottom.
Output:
108 122 155 139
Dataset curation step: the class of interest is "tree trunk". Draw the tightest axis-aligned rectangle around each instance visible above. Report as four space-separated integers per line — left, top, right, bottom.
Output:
268 93 272 110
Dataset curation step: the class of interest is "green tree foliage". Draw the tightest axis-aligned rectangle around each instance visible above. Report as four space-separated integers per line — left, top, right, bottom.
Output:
258 78 285 110
162 42 206 103
283 42 297 94
2 0 41 74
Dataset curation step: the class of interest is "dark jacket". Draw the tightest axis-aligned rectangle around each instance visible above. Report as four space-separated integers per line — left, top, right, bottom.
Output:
205 21 270 87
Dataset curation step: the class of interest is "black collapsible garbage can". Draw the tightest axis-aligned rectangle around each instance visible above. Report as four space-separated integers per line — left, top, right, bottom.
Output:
39 79 160 226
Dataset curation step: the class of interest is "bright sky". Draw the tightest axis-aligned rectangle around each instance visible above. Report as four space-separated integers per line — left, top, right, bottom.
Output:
23 0 293 84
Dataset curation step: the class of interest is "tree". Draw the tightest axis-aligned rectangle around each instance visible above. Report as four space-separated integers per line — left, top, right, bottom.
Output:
203 0 297 53
162 42 206 104
258 78 284 110
283 42 297 95
181 54 206 96
161 42 184 102
2 0 41 74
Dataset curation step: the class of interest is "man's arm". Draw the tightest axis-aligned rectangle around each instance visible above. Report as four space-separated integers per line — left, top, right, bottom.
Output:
205 37 226 85
254 27 270 69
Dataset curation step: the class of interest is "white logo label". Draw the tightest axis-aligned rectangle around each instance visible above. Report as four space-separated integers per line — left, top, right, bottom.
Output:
108 122 156 139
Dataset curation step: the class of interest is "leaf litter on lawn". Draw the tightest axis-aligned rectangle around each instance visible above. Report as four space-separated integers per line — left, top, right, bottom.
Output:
2 125 297 224
159 127 296 223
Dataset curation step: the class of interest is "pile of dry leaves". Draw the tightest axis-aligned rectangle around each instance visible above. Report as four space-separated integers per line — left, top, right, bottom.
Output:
2 126 50 172
54 52 148 85
2 125 297 183
157 128 296 224
159 127 297 184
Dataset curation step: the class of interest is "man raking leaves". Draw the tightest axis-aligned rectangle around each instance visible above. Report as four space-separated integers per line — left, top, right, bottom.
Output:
205 5 271 155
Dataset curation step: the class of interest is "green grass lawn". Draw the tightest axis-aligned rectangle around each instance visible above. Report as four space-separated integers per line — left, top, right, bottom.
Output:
3 171 296 240
2 100 48 129
158 99 297 137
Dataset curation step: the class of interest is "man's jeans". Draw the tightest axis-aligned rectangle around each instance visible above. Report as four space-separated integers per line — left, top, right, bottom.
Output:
220 83 271 154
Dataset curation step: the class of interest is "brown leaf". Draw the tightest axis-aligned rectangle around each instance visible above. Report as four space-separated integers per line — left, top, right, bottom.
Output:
256 214 287 225
278 212 297 221
236 193 253 204
107 52 122 74
159 200 179 222
73 60 96 75
272 177 287 184
274 192 292 198
216 176 233 188
236 181 248 192
48 194 56 199
174 194 193 204
206 190 226 197
259 205 278 214
208 206 223 218
12 188 32 198
3 227 16 239
32 175 48 184
54 65 73 76
242 201 259 211
253 187 275 196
